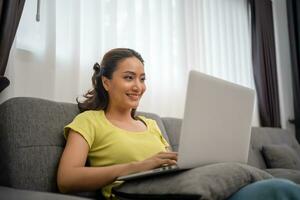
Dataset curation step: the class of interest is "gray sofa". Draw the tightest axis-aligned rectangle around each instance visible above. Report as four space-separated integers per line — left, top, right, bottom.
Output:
0 97 299 199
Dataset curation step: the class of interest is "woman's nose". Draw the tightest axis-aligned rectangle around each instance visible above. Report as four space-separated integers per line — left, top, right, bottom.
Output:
133 80 143 91
132 84 140 91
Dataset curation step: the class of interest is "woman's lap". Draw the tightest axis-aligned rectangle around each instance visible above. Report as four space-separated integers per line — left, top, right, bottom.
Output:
228 178 300 200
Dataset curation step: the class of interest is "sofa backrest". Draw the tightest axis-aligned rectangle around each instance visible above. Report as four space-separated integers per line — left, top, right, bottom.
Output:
160 118 300 170
0 97 171 193
3 97 298 193
248 127 300 169
0 97 79 192
161 117 182 151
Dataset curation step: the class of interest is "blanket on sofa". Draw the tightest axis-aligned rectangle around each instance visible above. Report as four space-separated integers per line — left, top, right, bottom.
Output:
113 163 273 200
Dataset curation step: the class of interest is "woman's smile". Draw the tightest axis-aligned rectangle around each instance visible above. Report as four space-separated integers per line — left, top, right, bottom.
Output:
126 93 141 101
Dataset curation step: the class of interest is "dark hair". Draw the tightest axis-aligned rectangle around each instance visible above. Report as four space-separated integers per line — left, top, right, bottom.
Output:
77 48 144 117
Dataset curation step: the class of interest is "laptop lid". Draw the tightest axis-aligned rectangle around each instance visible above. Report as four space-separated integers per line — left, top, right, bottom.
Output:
177 70 255 169
116 70 255 181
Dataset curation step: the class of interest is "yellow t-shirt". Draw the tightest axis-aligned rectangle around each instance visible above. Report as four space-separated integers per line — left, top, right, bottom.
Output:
64 110 169 199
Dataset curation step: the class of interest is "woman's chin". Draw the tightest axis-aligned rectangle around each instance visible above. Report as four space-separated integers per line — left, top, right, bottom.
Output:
128 102 140 110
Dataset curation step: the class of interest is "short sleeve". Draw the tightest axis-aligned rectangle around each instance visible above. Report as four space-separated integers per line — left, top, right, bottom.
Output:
64 112 96 148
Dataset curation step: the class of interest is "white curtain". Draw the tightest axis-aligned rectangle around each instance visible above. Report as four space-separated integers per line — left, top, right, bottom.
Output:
1 0 255 120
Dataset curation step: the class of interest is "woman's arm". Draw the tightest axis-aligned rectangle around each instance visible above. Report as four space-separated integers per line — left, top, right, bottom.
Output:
57 130 177 193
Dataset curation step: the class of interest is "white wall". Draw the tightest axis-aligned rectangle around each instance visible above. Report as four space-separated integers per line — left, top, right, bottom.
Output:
272 0 295 132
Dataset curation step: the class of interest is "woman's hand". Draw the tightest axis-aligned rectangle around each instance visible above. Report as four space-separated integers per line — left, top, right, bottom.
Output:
135 151 178 172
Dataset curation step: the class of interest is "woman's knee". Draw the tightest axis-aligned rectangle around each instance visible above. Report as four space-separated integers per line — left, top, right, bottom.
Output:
228 178 300 200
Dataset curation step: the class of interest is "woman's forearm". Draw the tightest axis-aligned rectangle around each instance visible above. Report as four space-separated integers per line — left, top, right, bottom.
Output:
57 162 139 193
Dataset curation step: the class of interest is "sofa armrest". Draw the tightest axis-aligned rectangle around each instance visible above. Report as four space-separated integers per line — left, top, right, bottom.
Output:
265 168 300 184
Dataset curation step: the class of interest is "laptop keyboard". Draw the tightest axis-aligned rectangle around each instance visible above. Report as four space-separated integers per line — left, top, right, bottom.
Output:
153 165 178 172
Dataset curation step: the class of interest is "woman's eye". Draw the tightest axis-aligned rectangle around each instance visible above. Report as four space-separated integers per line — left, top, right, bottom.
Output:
141 77 146 82
124 76 133 80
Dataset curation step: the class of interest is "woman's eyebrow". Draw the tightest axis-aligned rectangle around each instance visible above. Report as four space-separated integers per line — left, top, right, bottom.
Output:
123 71 146 76
123 71 135 75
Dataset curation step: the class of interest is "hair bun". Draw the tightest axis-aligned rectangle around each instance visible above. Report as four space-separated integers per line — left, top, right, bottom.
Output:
93 62 101 72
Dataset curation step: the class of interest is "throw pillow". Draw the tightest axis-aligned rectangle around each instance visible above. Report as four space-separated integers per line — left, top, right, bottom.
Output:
112 162 272 200
262 144 300 170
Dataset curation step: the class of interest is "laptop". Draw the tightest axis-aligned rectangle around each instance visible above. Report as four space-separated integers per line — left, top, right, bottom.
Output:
117 70 255 181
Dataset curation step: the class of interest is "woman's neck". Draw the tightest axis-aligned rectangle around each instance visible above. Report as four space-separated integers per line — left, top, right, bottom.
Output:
105 106 134 122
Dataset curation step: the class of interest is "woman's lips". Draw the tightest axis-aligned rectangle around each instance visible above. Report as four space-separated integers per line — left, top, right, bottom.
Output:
126 93 140 101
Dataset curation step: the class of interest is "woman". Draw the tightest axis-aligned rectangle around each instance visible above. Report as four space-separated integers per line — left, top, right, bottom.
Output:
57 48 177 199
57 48 300 200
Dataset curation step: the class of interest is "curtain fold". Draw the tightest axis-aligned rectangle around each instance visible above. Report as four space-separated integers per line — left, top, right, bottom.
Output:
0 0 25 92
287 0 300 141
249 0 281 127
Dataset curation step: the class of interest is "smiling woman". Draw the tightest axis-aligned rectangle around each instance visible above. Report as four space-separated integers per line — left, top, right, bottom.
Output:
57 48 300 200
57 48 175 199
77 48 146 117
102 57 146 114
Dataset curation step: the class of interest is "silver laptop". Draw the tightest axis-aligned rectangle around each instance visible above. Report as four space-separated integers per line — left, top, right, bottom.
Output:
117 70 255 181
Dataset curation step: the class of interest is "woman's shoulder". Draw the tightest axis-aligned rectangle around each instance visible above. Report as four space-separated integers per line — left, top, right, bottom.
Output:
74 109 105 121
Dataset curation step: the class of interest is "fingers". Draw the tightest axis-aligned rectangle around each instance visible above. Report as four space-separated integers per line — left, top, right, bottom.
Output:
160 158 177 166
153 151 178 166
139 151 178 171
155 151 178 161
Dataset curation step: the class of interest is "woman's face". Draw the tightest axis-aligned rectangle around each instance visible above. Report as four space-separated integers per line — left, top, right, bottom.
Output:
102 56 146 111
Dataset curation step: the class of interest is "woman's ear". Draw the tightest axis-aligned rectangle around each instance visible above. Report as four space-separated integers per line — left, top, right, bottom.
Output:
101 76 110 91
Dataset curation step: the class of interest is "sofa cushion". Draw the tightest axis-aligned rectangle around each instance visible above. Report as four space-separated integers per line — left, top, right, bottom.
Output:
247 127 300 169
112 163 273 200
262 144 300 170
0 186 90 200
265 168 300 184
